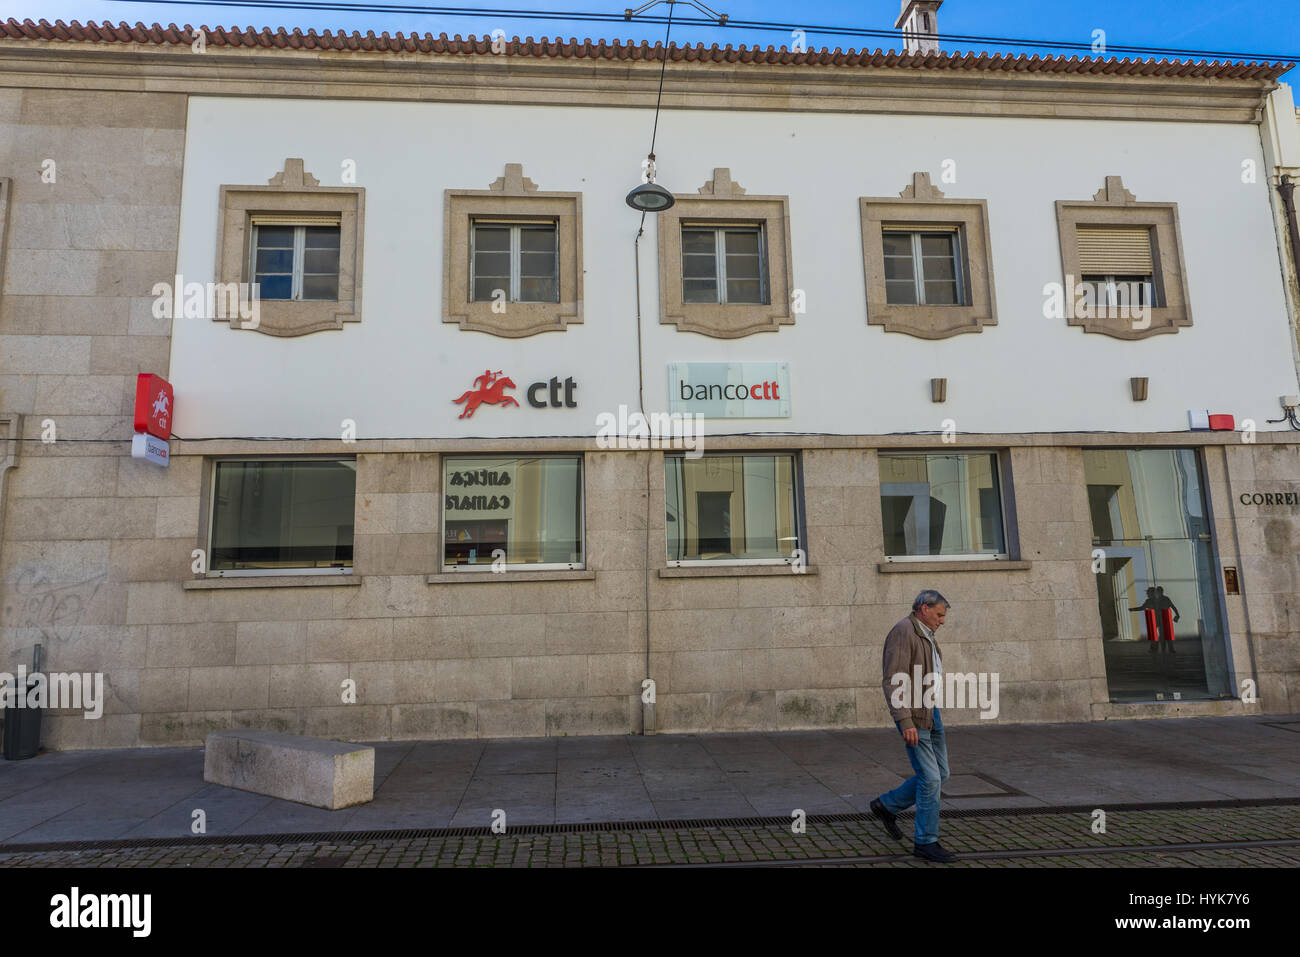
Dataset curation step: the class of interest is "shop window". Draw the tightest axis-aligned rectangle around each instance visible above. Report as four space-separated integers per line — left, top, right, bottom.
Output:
442 456 583 570
208 459 356 575
1054 176 1191 339
658 168 794 337
860 171 997 338
443 164 582 337
665 453 800 563
879 452 1007 560
216 158 363 336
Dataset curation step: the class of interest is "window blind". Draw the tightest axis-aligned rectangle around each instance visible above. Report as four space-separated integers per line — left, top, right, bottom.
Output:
249 214 341 226
1077 225 1154 274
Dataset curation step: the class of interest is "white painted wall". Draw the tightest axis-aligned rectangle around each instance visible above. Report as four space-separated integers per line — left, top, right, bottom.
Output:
171 96 1300 439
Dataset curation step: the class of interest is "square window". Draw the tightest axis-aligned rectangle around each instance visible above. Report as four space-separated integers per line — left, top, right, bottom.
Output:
878 453 1007 559
657 169 794 337
217 159 363 336
882 230 964 306
251 223 341 302
678 225 767 305
860 175 997 338
442 167 582 337
471 221 559 304
1054 178 1191 338
1076 224 1159 310
443 456 583 569
209 459 356 573
665 454 800 563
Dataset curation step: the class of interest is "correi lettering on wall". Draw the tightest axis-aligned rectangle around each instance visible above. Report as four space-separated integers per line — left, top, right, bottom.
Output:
1238 490 1300 507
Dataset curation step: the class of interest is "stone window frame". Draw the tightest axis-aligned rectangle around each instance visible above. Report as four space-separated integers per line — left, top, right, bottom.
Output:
658 168 795 338
215 159 364 337
860 172 998 339
442 163 583 338
1055 176 1192 339
0 414 20 555
196 454 358 579
0 177 11 298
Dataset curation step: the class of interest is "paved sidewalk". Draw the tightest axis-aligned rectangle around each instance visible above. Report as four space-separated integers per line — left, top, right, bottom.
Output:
1 714 1298 846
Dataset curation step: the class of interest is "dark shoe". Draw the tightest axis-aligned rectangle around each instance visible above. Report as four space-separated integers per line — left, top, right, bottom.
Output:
869 798 903 840
913 841 957 862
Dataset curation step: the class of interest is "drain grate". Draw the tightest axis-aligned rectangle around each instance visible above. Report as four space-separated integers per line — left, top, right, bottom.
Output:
0 795 1296 855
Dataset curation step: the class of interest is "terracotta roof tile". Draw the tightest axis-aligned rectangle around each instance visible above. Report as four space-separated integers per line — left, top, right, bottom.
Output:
0 18 1289 80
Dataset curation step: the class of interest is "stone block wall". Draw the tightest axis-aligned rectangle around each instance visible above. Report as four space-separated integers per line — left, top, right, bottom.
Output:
0 88 186 748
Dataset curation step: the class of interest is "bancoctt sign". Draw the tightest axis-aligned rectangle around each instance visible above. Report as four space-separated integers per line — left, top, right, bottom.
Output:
668 362 791 418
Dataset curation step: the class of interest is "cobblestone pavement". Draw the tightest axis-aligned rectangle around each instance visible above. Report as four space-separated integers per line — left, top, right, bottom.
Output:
1 804 1296 868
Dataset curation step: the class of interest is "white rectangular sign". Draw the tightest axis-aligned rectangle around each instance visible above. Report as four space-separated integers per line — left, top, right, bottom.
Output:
131 432 170 467
668 362 791 418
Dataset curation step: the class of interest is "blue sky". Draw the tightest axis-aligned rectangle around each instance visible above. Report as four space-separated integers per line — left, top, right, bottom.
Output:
7 0 1299 66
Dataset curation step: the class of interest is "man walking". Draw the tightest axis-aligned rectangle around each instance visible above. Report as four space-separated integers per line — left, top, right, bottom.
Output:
870 589 956 862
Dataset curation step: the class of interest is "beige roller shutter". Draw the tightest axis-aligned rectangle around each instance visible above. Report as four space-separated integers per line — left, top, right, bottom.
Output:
249 213 341 226
1076 225 1154 274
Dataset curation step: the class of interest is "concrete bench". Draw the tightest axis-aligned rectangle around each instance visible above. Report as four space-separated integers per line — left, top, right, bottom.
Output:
203 729 374 810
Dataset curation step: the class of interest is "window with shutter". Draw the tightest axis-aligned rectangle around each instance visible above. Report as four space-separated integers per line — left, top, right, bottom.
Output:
1076 224 1157 309
1076 225 1154 275
1054 177 1191 338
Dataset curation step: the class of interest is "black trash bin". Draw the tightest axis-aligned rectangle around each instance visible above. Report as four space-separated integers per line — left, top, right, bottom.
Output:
2 676 43 760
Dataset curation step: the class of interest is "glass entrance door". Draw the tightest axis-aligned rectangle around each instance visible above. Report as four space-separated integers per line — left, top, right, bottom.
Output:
1083 449 1232 702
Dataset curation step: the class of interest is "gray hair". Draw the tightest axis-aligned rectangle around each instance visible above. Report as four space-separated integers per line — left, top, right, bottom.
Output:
912 589 950 613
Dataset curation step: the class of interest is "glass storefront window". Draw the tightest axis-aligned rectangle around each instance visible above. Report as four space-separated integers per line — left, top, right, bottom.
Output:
879 452 1006 558
665 454 799 562
443 456 583 569
210 459 355 573
1084 448 1231 702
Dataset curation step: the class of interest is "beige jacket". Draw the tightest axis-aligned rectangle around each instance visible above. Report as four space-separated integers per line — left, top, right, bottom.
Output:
880 614 943 732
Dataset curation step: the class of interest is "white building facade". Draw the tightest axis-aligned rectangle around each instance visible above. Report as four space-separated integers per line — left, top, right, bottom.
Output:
0 21 1297 748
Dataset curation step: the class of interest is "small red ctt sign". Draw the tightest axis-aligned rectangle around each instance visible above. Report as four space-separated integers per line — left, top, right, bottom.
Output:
133 374 173 440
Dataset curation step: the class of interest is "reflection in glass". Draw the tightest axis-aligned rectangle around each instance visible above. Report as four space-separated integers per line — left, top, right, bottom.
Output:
878 453 1005 557
211 460 355 570
666 455 798 561
1084 449 1230 702
443 457 582 567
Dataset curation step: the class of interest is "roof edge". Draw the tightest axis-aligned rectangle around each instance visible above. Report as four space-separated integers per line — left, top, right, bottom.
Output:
0 18 1290 82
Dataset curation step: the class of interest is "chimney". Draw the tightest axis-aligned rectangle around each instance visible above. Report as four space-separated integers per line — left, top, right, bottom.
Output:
896 0 943 55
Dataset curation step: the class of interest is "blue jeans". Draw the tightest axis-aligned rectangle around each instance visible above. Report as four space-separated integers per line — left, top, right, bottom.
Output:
878 707 949 845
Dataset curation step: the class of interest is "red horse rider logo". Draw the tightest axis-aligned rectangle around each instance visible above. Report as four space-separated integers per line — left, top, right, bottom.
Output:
453 369 520 419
